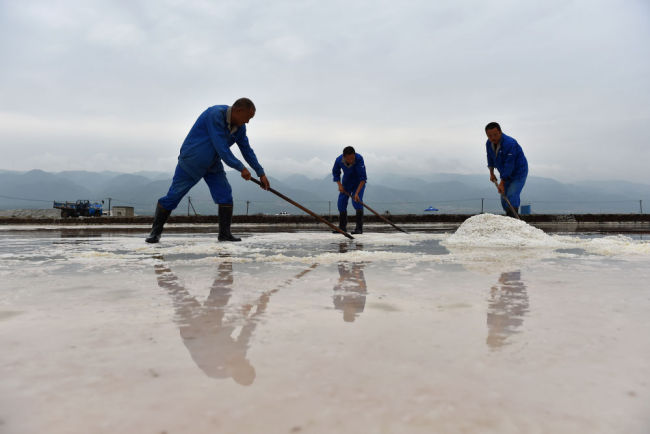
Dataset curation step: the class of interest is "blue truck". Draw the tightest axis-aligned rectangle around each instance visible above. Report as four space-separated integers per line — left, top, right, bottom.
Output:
53 200 103 218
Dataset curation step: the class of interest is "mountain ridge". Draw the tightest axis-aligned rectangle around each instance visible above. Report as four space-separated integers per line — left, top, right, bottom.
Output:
0 169 648 215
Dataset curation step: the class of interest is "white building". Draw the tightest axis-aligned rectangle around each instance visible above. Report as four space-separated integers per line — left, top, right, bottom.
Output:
111 206 135 217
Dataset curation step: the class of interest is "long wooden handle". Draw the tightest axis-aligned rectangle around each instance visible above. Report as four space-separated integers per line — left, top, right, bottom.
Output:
342 190 408 233
249 177 354 239
492 180 521 219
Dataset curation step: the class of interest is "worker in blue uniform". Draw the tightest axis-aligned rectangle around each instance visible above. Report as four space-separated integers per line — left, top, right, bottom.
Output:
146 98 270 243
332 146 367 234
485 122 528 217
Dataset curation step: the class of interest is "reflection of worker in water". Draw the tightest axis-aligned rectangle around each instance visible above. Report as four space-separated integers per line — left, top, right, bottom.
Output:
154 261 265 386
333 243 368 322
486 271 529 349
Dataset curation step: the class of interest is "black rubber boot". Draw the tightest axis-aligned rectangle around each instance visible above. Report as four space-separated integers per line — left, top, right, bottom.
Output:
145 203 171 243
351 209 363 234
333 211 348 233
218 204 241 242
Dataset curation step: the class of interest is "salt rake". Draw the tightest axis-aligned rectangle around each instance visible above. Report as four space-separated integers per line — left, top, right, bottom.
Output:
249 177 354 240
492 180 521 219
341 190 408 234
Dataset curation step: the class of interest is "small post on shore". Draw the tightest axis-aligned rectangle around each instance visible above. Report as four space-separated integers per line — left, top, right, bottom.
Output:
481 198 484 214
246 200 250 216
640 200 643 214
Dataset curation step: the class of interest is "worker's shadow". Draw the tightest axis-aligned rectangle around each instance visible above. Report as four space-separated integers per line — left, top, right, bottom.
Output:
486 271 529 350
153 257 318 386
333 243 368 322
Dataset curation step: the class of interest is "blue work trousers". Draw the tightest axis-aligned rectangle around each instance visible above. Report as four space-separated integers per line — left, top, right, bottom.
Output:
501 177 526 213
337 184 366 212
159 164 232 211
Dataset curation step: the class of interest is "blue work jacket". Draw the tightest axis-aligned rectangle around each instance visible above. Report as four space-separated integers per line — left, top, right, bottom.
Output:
332 153 367 188
177 105 265 181
486 133 528 181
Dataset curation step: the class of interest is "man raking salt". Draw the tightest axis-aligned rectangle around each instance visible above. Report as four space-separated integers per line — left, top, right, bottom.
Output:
484 122 528 218
145 98 270 243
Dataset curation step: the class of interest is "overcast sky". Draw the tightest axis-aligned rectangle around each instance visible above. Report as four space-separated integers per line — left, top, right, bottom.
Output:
0 0 649 183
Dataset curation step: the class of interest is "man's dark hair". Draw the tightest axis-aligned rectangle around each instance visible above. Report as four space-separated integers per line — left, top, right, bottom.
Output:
343 146 355 156
485 122 501 132
233 97 256 112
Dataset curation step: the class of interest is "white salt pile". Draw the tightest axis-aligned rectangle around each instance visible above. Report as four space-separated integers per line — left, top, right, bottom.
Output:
568 234 650 256
443 213 560 248
444 214 650 256
0 209 61 219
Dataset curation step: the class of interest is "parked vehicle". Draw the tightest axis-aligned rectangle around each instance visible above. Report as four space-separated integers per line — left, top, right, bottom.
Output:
53 200 103 218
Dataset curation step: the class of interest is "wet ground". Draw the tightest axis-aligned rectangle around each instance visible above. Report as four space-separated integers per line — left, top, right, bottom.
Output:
1 219 649 433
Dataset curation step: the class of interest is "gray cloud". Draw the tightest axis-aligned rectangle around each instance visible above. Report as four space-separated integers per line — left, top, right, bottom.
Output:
1 0 649 182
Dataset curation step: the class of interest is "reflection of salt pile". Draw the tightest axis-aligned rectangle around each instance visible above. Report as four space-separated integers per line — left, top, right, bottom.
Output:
443 214 560 248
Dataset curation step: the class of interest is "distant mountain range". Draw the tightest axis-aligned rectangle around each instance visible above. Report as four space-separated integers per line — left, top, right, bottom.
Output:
1 169 648 215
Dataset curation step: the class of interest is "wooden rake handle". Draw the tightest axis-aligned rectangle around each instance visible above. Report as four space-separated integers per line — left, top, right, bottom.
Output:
341 190 408 233
249 177 354 239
